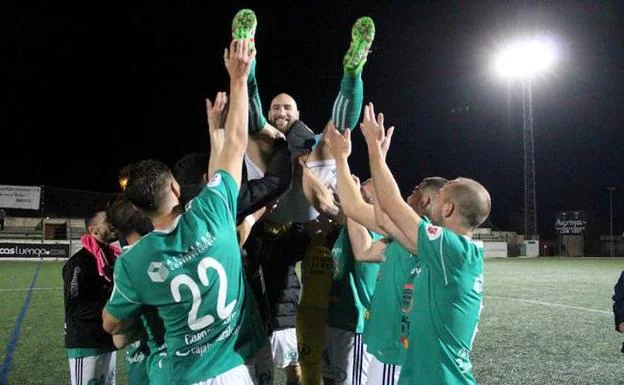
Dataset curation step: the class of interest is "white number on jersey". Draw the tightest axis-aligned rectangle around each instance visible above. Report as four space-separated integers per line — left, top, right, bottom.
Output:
170 257 237 331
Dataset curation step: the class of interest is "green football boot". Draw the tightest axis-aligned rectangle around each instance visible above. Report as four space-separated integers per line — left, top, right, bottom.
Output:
231 9 257 52
343 16 375 76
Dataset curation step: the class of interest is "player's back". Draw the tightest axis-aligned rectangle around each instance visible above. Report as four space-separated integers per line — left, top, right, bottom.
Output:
111 172 266 384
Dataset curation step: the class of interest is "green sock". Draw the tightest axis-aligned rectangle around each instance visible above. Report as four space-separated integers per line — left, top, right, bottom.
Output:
331 70 364 132
248 58 268 134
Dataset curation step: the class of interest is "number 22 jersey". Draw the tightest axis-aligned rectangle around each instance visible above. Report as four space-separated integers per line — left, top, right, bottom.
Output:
106 170 266 384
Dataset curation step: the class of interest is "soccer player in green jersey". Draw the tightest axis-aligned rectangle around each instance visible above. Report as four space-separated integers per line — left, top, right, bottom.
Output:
105 195 168 385
361 103 491 385
103 39 269 385
324 125 447 385
323 179 385 385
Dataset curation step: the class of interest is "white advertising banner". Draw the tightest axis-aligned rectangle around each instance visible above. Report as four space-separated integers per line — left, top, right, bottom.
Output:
0 185 41 210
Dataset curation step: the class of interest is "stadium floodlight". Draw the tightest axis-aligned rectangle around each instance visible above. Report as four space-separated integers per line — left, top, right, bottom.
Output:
494 38 556 79
493 36 557 242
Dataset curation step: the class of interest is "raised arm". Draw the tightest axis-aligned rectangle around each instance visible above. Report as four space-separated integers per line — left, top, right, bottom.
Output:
213 39 256 187
361 103 420 253
372 191 416 251
347 217 387 263
206 91 228 178
324 124 383 233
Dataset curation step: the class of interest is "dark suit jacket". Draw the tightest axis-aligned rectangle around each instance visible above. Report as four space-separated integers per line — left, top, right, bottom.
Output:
613 270 624 330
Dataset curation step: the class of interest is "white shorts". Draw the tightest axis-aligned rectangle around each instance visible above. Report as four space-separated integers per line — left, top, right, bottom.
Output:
68 351 116 385
192 363 256 385
253 342 274 385
323 327 371 385
365 354 401 385
270 328 299 368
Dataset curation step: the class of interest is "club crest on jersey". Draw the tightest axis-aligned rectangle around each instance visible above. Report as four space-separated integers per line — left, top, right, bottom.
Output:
401 283 415 313
426 224 443 240
207 173 222 187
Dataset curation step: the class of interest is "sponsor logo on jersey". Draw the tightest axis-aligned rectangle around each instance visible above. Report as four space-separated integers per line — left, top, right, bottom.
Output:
175 349 191 357
165 231 216 271
410 266 422 279
147 262 169 283
207 173 222 187
425 224 443 240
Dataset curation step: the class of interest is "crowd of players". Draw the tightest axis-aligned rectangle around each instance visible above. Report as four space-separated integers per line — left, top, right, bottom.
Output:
62 9 492 385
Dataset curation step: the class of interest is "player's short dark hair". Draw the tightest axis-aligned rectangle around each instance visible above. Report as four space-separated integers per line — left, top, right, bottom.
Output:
106 194 153 237
173 153 209 186
124 159 173 216
420 177 448 194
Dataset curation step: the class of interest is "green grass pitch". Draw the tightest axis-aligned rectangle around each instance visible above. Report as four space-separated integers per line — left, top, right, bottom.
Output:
0 258 622 385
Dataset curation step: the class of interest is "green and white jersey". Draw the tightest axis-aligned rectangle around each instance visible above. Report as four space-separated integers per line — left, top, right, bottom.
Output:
106 170 267 384
362 239 419 365
397 221 484 385
125 340 149 385
327 227 382 333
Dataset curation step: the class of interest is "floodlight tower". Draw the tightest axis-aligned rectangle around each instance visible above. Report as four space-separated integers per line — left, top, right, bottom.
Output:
494 38 556 240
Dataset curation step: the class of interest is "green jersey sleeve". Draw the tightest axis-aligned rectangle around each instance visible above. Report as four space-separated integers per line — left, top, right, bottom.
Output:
190 170 239 223
106 255 144 320
417 221 482 283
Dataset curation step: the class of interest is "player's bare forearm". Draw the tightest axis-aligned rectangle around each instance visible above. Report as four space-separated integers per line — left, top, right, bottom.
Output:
347 218 385 262
215 77 248 185
225 77 249 153
102 308 132 335
368 143 420 252
335 157 383 233
216 39 254 185
373 200 416 252
208 131 224 178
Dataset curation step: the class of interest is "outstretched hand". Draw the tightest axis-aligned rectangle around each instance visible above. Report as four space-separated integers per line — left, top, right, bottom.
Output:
224 39 256 80
360 103 395 157
323 121 352 160
206 91 228 132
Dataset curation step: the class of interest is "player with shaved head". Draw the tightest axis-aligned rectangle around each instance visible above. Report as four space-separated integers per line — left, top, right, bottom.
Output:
360 103 491 385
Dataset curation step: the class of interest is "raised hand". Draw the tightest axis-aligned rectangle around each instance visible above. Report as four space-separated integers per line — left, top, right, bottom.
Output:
224 39 256 81
324 121 352 160
206 91 228 132
360 102 384 146
380 124 395 160
360 102 394 156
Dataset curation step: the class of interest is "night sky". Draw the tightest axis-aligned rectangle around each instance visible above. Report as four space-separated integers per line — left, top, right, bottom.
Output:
3 1 623 239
